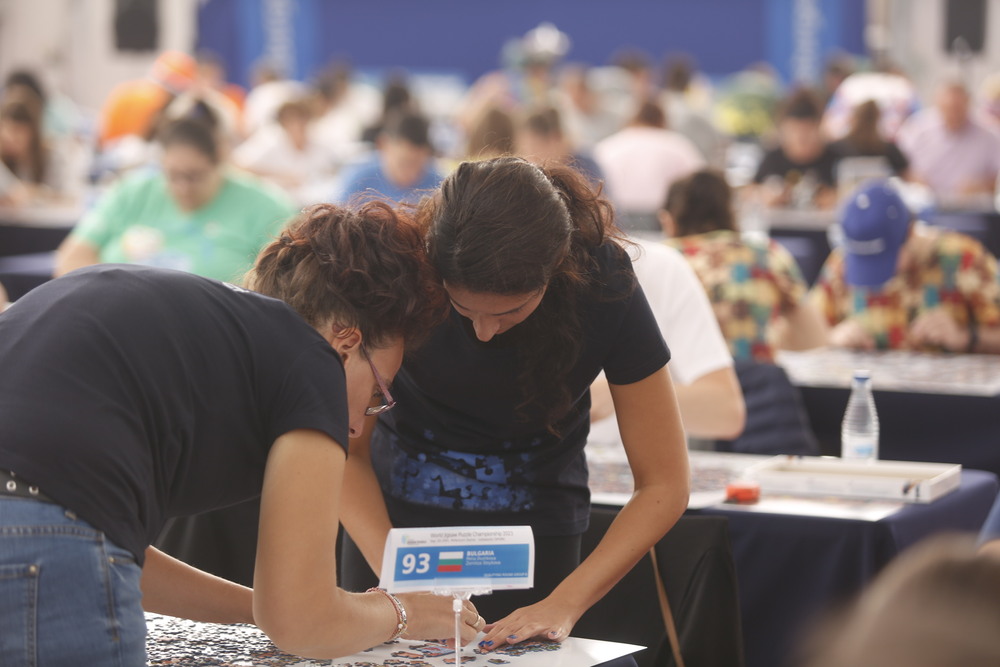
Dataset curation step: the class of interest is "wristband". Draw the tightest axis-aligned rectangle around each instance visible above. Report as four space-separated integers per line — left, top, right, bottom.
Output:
367 587 407 641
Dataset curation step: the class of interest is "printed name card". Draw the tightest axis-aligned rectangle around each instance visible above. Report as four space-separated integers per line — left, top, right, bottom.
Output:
379 525 534 594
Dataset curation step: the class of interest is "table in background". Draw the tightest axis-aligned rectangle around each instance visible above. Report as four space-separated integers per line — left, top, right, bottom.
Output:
0 204 79 300
928 207 1000 259
777 348 1000 475
586 449 999 667
758 208 835 287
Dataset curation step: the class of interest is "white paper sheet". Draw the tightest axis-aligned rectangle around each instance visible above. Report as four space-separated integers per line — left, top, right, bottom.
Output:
329 634 644 667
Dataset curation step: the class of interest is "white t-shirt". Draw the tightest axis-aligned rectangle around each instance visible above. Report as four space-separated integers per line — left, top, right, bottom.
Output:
589 238 733 442
630 238 733 385
593 126 705 212
232 125 337 206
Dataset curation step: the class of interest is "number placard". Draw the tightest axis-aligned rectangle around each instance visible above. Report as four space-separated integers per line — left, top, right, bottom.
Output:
379 526 534 595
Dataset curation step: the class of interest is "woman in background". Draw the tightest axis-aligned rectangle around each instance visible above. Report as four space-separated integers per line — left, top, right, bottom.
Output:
663 169 828 362
55 107 294 282
830 99 910 178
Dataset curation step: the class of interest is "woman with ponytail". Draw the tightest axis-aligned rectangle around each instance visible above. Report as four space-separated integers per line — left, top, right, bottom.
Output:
341 156 689 651
0 202 483 664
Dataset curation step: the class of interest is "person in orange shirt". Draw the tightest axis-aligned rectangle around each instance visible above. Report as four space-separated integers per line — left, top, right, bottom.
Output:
98 50 197 147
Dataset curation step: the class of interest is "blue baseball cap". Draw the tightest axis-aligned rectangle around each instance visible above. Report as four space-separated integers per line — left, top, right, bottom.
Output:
839 180 911 287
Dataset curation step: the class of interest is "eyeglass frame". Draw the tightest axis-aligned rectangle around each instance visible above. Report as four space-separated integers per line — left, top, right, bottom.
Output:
362 344 396 416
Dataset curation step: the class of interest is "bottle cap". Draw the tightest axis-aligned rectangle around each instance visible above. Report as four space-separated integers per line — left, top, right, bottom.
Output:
853 369 872 381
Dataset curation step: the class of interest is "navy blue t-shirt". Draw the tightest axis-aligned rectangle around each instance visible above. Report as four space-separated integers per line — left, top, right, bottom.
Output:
0 265 349 562
371 243 670 536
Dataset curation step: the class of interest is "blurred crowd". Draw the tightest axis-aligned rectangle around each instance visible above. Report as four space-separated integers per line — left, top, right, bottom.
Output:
2 23 1000 363
5 25 1000 223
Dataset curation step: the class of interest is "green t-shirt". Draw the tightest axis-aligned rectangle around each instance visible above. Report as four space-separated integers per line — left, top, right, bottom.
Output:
72 170 296 282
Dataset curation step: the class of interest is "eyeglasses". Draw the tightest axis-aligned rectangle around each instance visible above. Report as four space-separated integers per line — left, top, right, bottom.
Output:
362 345 396 416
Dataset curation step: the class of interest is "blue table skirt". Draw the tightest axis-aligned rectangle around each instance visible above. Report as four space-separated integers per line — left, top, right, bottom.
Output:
692 469 999 667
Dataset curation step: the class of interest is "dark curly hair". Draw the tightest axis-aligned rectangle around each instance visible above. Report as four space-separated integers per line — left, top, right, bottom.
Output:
247 201 448 350
417 156 629 425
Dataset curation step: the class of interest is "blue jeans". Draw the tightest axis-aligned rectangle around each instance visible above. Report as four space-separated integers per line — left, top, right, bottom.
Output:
0 497 146 666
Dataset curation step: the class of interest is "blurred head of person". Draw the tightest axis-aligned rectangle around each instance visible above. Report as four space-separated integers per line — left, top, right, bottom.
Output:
158 112 225 213
377 110 434 189
276 98 313 150
630 100 668 129
612 48 654 100
838 180 912 287
150 50 197 96
2 69 46 113
0 100 45 184
845 99 888 153
659 169 736 237
465 106 515 160
313 61 352 112
195 50 228 90
559 65 595 113
936 80 972 132
662 53 696 94
777 88 826 163
379 75 413 121
516 106 570 164
797 535 1000 667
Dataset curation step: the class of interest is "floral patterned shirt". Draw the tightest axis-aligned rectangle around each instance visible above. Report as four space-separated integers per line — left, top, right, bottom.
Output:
667 230 807 362
809 227 1000 350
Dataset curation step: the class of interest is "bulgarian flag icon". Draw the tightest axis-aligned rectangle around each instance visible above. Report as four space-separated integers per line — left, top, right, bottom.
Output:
437 551 464 573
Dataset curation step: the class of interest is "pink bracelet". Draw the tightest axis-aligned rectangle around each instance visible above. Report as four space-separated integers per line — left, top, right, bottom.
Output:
367 587 408 641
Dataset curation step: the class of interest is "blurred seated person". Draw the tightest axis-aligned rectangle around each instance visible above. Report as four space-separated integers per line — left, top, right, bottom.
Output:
242 61 309 138
0 100 87 207
798 536 1000 667
660 54 727 168
591 237 746 442
810 180 1000 353
232 98 336 205
195 50 246 115
515 106 602 185
752 87 839 209
2 69 87 145
55 114 295 283
98 50 196 149
896 79 1000 208
361 74 414 145
594 100 704 233
332 110 444 205
821 67 919 143
554 64 621 153
463 106 516 161
830 99 909 180
663 170 828 362
310 62 378 164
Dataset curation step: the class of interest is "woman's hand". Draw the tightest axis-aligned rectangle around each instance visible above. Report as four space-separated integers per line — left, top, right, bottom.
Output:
908 308 967 352
476 596 578 651
396 593 485 646
830 318 875 350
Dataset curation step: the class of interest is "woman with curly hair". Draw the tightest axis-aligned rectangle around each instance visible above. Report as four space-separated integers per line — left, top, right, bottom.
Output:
0 202 484 664
340 156 689 652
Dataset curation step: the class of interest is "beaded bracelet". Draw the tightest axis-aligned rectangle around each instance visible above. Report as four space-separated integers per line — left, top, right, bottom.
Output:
367 587 408 641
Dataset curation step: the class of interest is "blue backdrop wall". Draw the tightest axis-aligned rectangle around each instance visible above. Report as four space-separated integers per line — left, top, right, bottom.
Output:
196 0 866 90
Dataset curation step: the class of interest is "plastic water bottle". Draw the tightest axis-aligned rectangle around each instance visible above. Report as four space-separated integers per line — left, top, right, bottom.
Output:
841 370 879 460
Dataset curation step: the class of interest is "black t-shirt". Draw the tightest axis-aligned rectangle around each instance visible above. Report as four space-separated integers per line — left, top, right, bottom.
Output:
753 144 840 188
371 243 670 537
0 265 349 562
